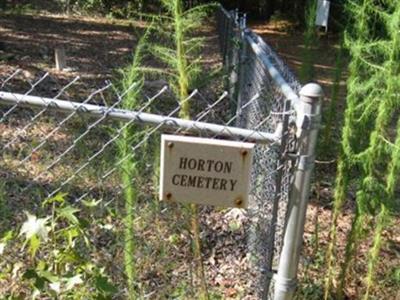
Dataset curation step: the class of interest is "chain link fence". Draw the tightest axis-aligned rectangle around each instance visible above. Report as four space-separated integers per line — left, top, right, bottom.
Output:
216 6 303 298
0 5 313 299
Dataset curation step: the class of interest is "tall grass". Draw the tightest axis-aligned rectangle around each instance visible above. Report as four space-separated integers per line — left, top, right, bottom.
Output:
324 1 400 298
114 1 212 296
151 1 211 298
116 27 151 299
323 0 372 296
139 0 211 299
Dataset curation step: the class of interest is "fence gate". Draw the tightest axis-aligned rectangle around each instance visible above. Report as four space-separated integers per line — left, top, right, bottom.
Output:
0 6 322 300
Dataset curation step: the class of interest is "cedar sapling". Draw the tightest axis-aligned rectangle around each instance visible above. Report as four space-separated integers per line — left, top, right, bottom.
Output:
324 1 400 299
323 0 372 297
116 26 152 299
150 1 214 298
357 4 400 298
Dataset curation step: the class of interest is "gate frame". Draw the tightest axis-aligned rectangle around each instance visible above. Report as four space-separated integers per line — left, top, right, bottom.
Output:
273 84 323 300
217 6 323 299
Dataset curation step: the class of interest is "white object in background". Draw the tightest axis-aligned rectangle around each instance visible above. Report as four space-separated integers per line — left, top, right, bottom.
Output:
315 0 330 32
55 47 67 71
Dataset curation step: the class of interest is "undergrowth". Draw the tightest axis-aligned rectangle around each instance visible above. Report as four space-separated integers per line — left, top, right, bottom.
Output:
116 25 151 298
152 1 213 298
324 1 400 299
0 194 118 298
113 0 214 297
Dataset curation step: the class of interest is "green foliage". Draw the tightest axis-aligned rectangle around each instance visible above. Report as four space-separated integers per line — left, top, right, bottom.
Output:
363 205 388 300
115 25 152 298
20 212 50 258
63 0 149 17
391 267 400 285
0 3 34 14
149 2 213 299
110 1 214 297
139 2 220 298
151 0 213 118
296 248 325 300
296 279 324 300
1 194 117 299
324 1 400 299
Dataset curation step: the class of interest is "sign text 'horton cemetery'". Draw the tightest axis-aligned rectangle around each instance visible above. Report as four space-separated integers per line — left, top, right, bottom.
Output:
160 135 254 208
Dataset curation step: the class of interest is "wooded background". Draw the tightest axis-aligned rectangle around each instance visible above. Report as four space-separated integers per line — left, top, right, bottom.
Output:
0 0 344 26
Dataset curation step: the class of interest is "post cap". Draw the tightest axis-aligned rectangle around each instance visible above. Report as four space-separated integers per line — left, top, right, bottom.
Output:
299 83 324 99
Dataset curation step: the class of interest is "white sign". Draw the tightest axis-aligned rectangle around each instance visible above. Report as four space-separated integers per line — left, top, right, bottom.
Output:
316 0 330 30
159 135 254 208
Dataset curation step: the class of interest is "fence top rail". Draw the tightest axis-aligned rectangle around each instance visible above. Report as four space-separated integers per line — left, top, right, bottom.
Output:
219 5 232 19
218 5 300 107
0 91 281 145
244 32 300 105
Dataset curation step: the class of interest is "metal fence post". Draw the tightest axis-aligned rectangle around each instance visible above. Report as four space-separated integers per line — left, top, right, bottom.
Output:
273 83 323 300
228 12 240 105
234 16 247 128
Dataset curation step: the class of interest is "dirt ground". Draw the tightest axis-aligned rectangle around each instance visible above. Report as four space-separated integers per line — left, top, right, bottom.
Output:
1 8 400 300
0 12 142 90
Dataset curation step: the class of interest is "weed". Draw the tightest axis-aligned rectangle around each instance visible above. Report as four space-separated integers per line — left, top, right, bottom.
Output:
149 1 215 298
1 193 117 299
324 1 400 299
116 24 152 298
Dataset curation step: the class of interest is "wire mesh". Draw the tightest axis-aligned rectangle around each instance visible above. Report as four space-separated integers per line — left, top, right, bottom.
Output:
0 6 301 299
216 6 301 299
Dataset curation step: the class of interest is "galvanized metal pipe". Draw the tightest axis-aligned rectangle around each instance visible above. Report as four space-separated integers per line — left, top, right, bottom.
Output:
0 91 280 144
273 83 323 300
244 32 299 106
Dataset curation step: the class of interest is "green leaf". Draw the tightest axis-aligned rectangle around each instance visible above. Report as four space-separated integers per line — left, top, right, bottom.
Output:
37 270 58 283
22 268 46 290
22 268 37 280
0 230 13 255
34 276 46 291
1 230 14 242
57 249 82 264
95 275 118 294
58 205 80 225
79 217 90 229
65 226 80 244
82 199 101 207
29 235 40 258
42 192 67 207
36 260 46 271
